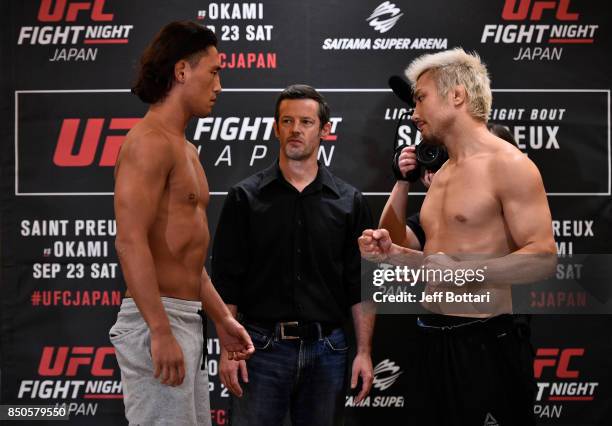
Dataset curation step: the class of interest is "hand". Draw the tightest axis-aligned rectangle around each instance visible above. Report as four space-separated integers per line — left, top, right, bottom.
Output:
424 252 459 270
398 146 417 178
351 352 374 404
358 229 393 262
215 316 255 361
423 252 460 287
220 350 249 397
150 329 185 386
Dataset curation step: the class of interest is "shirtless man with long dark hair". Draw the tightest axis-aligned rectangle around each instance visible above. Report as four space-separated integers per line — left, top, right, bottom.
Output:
110 22 253 426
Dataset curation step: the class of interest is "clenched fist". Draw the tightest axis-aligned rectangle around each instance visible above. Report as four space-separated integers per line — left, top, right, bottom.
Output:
358 229 393 262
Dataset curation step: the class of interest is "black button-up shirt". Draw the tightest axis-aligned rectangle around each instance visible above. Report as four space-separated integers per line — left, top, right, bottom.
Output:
211 161 373 325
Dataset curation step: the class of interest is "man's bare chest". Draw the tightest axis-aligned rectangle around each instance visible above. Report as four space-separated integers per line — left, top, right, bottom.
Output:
421 167 500 231
167 147 209 208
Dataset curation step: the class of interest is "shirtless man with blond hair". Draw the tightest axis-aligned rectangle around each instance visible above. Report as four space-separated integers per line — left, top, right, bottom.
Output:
110 22 253 426
359 48 556 425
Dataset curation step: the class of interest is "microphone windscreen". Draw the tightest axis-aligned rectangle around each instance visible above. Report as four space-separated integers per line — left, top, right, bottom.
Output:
388 75 414 105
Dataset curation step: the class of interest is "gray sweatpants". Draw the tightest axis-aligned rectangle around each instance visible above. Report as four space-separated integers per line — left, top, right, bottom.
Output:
110 297 211 426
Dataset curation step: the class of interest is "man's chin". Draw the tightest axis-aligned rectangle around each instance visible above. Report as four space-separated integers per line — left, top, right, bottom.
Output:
194 107 212 118
284 148 311 161
422 134 443 146
286 153 308 161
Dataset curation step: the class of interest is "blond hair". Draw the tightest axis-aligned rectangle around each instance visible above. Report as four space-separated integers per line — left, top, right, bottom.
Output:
405 48 491 122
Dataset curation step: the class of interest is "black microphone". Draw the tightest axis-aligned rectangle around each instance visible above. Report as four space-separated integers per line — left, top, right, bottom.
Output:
387 75 448 182
388 75 414 105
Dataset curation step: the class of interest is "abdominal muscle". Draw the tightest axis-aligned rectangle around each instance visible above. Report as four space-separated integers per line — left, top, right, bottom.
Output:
420 228 515 317
125 203 209 301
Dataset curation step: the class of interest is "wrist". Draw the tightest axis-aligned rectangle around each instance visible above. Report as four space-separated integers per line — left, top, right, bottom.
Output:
149 323 172 337
395 180 411 194
388 243 401 257
356 347 372 356
215 313 235 327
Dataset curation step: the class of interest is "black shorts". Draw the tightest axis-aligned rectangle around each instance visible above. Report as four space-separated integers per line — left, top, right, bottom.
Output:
414 314 536 426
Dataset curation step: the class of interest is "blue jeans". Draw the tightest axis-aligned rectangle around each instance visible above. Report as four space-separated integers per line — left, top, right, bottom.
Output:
230 324 348 426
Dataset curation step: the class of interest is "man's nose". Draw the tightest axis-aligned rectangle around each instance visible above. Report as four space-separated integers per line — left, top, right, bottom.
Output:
214 75 222 95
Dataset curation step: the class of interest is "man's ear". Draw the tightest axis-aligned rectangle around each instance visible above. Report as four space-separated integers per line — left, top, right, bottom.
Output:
452 85 466 107
319 121 332 139
174 60 188 83
273 120 280 139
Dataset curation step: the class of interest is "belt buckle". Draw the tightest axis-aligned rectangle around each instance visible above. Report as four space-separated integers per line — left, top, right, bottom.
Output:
279 321 299 340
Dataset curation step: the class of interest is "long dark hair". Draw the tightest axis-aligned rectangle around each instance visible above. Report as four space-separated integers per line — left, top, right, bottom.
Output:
132 21 217 104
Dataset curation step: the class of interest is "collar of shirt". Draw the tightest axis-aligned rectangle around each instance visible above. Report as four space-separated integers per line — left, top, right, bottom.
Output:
257 159 340 197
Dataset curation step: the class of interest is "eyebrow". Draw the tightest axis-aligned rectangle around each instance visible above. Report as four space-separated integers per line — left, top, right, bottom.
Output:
413 89 422 102
280 115 316 120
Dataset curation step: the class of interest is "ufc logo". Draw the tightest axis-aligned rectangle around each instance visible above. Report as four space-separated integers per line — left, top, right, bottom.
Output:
38 0 113 22
534 348 584 379
38 346 115 377
502 0 579 21
53 118 139 167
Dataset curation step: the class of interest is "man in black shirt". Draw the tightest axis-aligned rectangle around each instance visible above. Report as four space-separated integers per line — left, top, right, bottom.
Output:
212 84 375 426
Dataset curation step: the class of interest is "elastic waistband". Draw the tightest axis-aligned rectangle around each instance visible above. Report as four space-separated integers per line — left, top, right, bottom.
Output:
121 297 202 314
417 314 515 332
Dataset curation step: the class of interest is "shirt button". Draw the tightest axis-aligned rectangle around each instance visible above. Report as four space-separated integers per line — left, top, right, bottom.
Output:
297 219 303 226
296 273 301 281
297 248 302 254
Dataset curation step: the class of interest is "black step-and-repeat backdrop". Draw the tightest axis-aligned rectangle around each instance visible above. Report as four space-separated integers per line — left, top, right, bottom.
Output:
1 1 611 424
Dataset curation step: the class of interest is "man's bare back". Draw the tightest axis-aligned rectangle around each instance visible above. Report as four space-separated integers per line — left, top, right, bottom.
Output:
115 119 209 301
